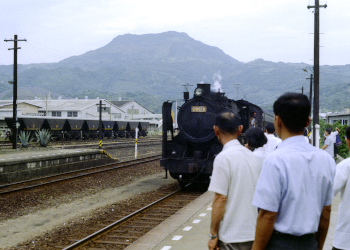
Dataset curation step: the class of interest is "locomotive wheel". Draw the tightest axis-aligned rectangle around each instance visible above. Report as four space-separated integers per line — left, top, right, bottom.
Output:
178 175 187 189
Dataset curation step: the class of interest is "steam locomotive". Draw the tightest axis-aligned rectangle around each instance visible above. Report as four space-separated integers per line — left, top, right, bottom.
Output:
161 83 273 187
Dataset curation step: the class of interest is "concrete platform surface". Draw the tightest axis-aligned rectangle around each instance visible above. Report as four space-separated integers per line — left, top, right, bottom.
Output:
125 191 341 250
0 148 103 164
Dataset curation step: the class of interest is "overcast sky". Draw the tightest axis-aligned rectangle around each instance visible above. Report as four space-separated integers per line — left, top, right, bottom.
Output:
0 0 348 66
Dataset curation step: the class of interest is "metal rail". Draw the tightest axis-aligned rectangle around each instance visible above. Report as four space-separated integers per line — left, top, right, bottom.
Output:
62 188 183 250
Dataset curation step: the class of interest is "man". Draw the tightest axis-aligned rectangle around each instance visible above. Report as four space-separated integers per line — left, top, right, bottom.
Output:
245 127 268 165
332 127 350 250
264 122 282 153
252 93 336 250
322 127 340 158
250 112 257 128
208 112 261 250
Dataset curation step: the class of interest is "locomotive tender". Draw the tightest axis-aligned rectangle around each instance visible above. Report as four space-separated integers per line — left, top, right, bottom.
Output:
161 83 273 187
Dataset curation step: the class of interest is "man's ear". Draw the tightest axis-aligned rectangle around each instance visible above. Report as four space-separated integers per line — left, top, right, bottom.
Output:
213 125 220 136
275 115 282 128
306 117 311 128
237 125 243 136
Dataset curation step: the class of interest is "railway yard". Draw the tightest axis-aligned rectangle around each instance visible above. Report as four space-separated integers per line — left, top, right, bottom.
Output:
0 137 203 250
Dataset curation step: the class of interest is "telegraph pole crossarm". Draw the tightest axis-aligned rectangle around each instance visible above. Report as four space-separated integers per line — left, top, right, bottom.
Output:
4 35 27 149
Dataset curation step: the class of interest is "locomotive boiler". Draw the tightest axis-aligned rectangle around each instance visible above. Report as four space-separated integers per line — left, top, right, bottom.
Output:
161 83 273 187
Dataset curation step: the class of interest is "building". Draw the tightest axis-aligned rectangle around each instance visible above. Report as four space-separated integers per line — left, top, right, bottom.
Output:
326 108 350 125
0 98 162 139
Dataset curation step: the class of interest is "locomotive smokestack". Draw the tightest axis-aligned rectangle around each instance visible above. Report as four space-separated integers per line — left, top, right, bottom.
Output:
196 83 211 96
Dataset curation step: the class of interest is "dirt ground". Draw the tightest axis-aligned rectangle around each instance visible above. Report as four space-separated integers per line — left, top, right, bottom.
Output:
0 172 177 249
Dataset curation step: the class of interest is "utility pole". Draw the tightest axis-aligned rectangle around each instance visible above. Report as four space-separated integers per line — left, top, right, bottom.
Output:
307 1 327 146
307 74 314 108
4 35 27 149
96 100 106 148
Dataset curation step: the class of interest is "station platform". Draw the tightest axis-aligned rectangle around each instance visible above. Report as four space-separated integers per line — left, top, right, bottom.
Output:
0 148 108 183
0 148 103 164
125 191 341 250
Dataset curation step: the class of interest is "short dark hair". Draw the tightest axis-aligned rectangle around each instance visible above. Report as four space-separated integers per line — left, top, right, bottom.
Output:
215 111 241 135
346 127 350 139
273 92 310 133
265 122 275 134
246 128 267 148
325 128 332 135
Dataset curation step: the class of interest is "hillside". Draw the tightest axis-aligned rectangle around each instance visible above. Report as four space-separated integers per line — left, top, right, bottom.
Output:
0 31 349 113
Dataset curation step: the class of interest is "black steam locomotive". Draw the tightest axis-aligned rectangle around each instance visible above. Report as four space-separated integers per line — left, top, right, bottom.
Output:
161 83 273 187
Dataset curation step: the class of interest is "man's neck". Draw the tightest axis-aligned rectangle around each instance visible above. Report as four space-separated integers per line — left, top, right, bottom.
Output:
279 129 303 141
221 135 238 145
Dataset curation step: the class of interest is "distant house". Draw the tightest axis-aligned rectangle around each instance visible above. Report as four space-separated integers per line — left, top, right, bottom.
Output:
110 100 161 121
0 101 42 117
0 99 126 120
20 99 126 120
0 101 43 139
326 108 350 126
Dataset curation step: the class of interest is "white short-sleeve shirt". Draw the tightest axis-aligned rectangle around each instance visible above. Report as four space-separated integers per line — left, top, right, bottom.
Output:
264 133 282 153
209 139 261 243
333 158 350 249
253 136 336 236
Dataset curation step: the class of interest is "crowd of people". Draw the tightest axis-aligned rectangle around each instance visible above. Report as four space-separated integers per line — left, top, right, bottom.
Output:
208 92 350 250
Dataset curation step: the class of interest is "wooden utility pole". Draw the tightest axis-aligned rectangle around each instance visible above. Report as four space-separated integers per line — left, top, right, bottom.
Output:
307 1 327 146
96 100 106 148
4 35 27 149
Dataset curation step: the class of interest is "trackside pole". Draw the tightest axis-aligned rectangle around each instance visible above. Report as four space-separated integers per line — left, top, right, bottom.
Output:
315 124 320 148
135 127 139 158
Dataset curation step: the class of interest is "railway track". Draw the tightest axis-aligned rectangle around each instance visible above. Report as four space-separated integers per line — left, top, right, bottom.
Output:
61 188 204 250
0 155 161 195
0 137 160 150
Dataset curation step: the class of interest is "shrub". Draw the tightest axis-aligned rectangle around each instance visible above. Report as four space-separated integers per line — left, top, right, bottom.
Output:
35 129 52 147
18 131 33 148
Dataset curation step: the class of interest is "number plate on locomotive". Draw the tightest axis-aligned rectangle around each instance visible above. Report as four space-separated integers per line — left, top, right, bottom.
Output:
191 106 207 112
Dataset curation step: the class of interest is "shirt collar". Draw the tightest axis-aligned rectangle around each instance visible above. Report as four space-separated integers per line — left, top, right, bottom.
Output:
278 135 308 149
222 139 241 151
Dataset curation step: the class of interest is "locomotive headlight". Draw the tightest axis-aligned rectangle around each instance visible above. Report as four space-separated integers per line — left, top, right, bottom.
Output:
194 87 204 97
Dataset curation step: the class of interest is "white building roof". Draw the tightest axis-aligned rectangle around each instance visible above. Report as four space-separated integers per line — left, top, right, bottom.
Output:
20 99 124 112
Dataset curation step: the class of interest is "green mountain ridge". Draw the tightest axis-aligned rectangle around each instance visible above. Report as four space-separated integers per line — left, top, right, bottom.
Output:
0 31 349 113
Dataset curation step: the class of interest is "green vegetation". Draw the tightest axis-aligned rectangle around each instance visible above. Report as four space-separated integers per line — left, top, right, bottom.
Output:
18 131 34 148
320 119 349 159
35 129 52 147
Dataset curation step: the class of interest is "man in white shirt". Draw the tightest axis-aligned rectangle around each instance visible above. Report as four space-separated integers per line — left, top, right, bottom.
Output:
252 93 336 250
246 127 268 165
264 122 282 153
323 127 340 158
332 126 350 250
208 112 261 250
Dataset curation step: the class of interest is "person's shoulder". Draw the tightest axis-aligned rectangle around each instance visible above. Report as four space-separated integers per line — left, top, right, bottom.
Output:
337 157 350 168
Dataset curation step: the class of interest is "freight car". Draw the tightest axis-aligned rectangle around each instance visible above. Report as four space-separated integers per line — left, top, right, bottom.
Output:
161 83 273 187
4 117 149 141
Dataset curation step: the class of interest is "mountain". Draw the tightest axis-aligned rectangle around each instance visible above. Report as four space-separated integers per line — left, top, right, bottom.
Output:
0 31 349 113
